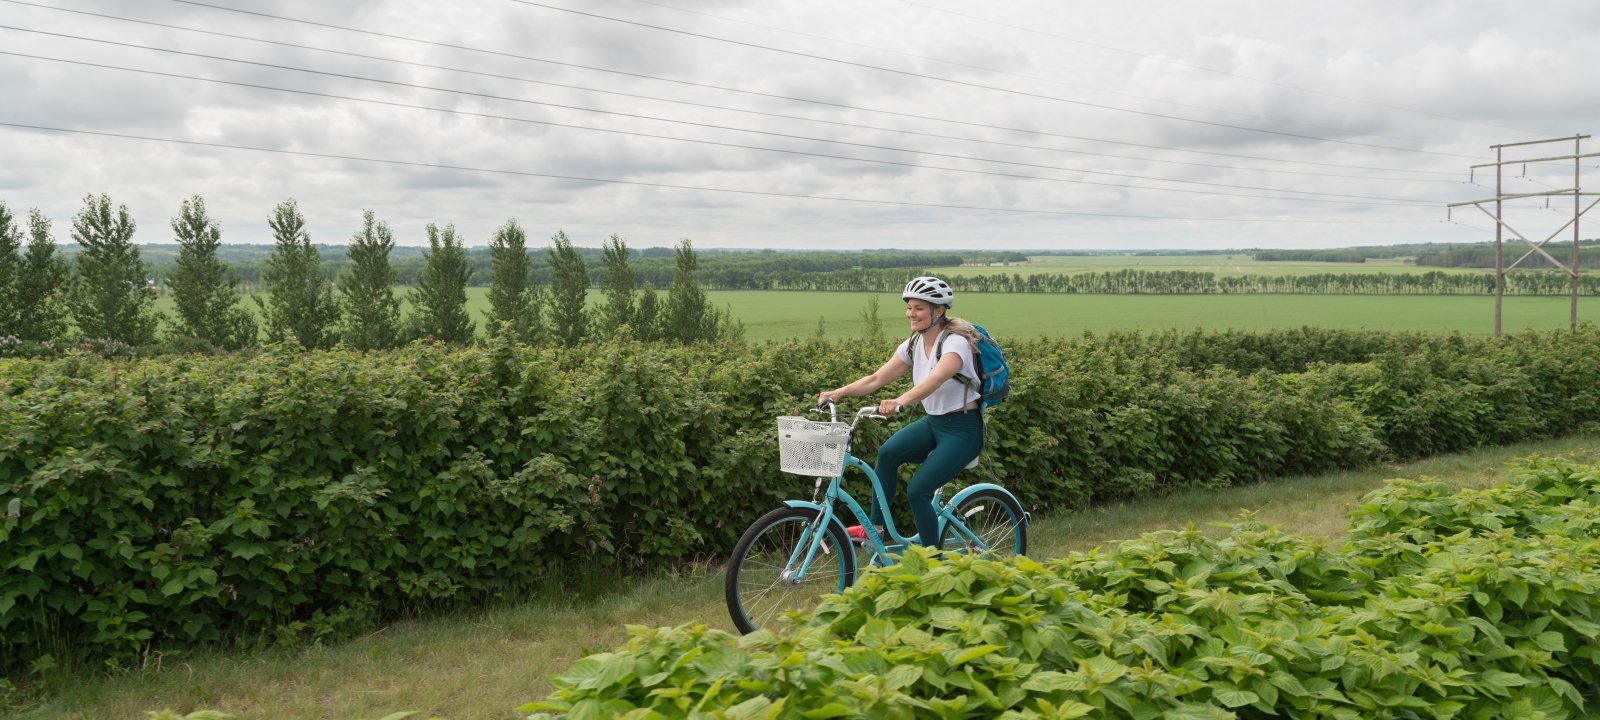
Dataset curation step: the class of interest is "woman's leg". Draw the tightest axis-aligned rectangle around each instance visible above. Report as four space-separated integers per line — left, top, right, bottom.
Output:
905 412 983 545
871 417 935 530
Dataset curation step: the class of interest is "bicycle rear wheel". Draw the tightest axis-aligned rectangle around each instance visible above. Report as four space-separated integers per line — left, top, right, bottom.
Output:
938 487 1027 560
725 505 856 634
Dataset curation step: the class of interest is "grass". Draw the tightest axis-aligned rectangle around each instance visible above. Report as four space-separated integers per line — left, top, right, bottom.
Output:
15 434 1599 720
148 254 1595 345
732 291 1592 341
163 289 1595 342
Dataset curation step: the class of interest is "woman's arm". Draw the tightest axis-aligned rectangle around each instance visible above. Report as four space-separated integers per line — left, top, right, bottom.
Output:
877 350 964 415
817 354 910 406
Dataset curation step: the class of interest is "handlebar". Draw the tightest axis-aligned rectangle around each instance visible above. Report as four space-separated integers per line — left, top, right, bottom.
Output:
812 399 887 427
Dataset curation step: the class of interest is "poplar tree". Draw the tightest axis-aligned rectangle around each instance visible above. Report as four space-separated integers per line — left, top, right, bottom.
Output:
597 234 636 338
0 201 20 335
255 199 339 348
338 209 402 350
167 195 256 349
69 193 163 345
633 283 661 342
859 295 884 341
663 238 726 344
13 209 69 342
485 218 540 342
407 222 474 344
546 230 589 347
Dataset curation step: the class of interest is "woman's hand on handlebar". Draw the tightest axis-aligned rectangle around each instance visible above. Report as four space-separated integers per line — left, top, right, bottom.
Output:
876 398 903 415
815 391 838 409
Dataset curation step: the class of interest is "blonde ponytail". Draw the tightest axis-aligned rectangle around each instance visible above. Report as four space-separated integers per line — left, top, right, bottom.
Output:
941 316 981 346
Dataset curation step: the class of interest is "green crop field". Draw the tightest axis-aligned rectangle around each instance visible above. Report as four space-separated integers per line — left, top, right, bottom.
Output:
156 288 1590 344
146 252 1595 345
722 291 1590 341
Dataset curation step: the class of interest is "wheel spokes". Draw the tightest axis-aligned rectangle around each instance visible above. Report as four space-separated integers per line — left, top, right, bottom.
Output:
734 517 845 630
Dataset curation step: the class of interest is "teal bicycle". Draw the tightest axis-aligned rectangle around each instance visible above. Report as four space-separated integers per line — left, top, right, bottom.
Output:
724 400 1028 634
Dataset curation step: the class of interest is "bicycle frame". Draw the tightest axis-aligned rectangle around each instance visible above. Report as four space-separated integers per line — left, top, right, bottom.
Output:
778 438 1014 581
727 402 1027 634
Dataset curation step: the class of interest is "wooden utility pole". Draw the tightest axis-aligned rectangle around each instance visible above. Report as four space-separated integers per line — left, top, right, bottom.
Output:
1448 135 1596 335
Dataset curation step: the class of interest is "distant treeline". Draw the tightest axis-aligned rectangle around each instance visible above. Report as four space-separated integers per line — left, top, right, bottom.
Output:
125 247 1010 288
1413 243 1600 269
1253 249 1367 263
1036 243 1491 261
754 267 1600 295
1237 240 1600 269
35 237 1600 297
116 237 1600 286
990 269 1598 295
138 251 1600 295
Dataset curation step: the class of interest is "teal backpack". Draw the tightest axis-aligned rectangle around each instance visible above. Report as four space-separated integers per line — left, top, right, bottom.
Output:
904 324 1011 410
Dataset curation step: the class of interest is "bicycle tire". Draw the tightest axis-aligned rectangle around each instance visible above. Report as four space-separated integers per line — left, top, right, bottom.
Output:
938 487 1028 560
725 505 857 634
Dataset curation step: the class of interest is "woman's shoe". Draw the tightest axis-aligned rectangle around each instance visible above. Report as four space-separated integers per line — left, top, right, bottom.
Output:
845 524 884 544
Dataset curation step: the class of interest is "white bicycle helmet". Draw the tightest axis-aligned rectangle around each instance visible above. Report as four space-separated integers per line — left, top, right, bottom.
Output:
902 276 954 306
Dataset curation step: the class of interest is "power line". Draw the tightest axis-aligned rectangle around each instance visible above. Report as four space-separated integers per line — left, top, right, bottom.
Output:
0 49 1427 209
1 0 1464 184
509 0 1486 160
0 122 1438 224
612 0 1411 144
154 0 1467 177
898 0 1550 140
0 32 1445 207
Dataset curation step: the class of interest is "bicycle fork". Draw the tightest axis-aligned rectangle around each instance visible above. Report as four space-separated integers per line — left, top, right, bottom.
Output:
779 505 840 585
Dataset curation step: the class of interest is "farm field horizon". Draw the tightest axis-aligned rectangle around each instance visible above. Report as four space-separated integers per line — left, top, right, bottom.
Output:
151 288 1592 343
927 255 1480 277
723 291 1592 341
136 251 1598 344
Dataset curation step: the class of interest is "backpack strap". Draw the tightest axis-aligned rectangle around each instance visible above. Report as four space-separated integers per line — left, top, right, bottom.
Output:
943 332 989 454
906 330 982 410
902 329 948 365
919 330 989 455
935 332 983 405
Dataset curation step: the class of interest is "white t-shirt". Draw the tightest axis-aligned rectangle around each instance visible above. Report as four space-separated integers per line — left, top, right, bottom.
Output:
895 331 978 415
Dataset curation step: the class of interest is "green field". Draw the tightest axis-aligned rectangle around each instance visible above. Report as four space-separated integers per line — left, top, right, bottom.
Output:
136 251 1599 346
724 291 1589 341
157 289 1590 344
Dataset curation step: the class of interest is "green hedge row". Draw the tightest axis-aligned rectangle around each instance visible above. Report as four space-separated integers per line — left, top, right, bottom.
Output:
3 326 1599 674
526 457 1600 719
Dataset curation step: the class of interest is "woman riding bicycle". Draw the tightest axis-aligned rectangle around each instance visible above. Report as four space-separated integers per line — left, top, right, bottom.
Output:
816 276 984 547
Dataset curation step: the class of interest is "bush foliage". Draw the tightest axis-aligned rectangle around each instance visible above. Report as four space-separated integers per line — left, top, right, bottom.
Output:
526 456 1600 719
3 326 1600 674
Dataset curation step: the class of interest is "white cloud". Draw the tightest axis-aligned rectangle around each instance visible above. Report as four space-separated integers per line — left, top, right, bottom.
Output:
1 0 1595 251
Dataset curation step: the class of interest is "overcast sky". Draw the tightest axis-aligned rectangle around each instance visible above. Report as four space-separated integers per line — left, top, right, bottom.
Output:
3 0 1597 251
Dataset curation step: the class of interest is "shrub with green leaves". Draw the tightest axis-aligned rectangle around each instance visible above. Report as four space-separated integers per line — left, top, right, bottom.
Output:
4 327 1600 676
526 457 1600 719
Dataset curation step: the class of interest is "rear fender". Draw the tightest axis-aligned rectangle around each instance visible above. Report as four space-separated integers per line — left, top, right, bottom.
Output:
946 483 1029 526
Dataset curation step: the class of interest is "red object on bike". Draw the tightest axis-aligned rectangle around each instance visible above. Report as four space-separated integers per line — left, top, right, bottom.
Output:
845 525 868 540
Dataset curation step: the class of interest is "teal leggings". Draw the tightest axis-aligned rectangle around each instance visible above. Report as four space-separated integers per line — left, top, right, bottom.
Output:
869 410 984 546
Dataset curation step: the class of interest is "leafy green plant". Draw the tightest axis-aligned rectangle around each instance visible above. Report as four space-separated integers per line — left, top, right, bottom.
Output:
526 457 1600 719
4 327 1600 676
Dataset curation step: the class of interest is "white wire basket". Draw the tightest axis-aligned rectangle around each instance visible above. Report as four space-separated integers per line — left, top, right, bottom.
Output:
776 416 851 477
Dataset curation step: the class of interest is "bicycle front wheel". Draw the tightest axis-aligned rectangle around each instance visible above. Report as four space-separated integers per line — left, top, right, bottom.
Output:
938 487 1028 560
725 505 857 634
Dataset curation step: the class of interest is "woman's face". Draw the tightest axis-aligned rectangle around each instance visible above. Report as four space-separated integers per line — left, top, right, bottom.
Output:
905 299 942 332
